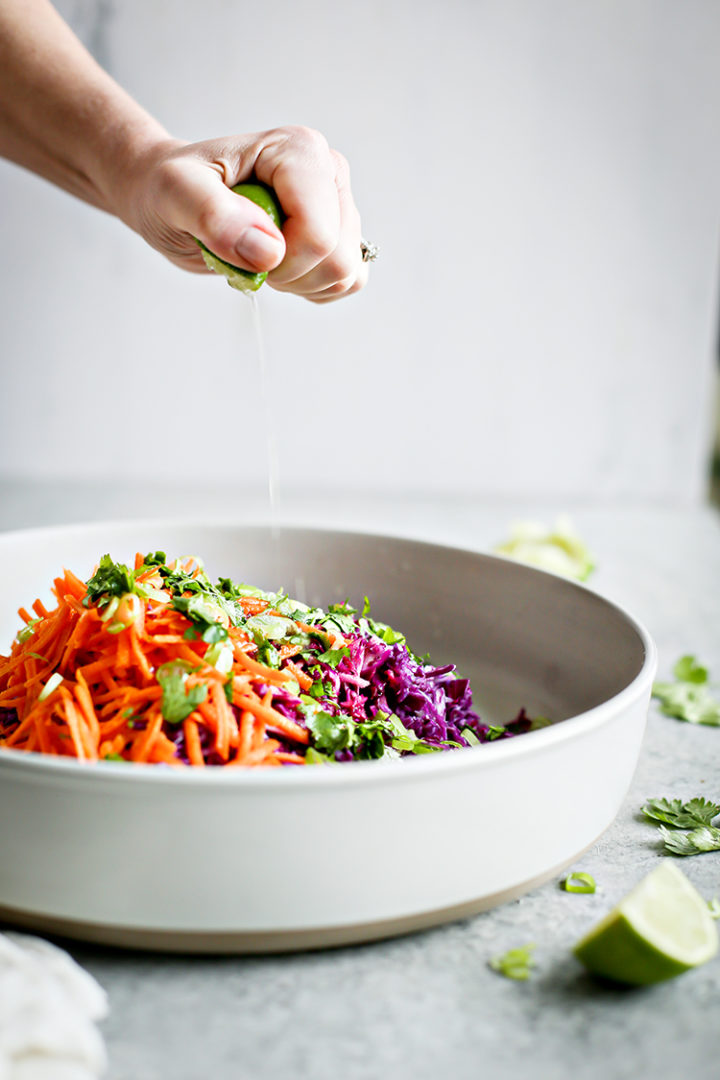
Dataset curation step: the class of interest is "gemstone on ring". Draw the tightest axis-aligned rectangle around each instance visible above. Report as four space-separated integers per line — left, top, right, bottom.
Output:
360 240 379 263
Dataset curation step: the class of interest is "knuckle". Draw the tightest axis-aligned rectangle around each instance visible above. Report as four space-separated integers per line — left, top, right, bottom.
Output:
305 229 336 262
324 275 357 298
323 249 357 283
330 149 351 182
285 125 330 158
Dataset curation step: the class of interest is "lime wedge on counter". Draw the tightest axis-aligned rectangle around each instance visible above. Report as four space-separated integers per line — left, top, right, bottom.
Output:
573 862 718 985
494 515 594 581
196 182 283 293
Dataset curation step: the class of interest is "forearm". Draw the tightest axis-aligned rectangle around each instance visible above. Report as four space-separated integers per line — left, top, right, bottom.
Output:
0 0 170 215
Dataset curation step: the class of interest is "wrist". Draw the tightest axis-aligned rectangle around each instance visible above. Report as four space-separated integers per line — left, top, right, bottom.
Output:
91 116 181 232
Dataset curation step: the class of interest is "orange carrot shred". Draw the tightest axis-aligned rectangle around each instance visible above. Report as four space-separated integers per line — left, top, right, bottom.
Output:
0 556 313 769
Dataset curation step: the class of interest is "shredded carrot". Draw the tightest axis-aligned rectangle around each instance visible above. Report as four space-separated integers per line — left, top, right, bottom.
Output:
0 559 313 768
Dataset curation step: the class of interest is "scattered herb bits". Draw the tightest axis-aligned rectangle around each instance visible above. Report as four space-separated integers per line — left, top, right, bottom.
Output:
642 796 720 857
652 656 720 727
562 872 597 894
488 944 536 980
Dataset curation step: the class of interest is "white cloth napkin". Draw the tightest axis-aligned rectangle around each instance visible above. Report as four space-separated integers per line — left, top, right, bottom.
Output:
0 931 108 1080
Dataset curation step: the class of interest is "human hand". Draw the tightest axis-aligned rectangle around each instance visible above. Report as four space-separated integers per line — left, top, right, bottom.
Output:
118 126 369 302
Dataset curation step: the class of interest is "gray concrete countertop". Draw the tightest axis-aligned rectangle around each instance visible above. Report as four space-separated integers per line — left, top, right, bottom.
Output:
1 480 719 1080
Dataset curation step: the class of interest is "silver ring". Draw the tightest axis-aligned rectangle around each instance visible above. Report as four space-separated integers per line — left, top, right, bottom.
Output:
360 239 379 263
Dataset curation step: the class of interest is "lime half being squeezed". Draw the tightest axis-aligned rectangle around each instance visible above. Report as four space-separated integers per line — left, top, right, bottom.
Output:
196 182 283 293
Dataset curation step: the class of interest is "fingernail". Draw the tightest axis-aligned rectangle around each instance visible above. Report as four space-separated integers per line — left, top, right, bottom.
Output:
234 228 283 268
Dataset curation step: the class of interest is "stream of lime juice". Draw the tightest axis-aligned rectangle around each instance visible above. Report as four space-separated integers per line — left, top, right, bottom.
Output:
247 293 280 539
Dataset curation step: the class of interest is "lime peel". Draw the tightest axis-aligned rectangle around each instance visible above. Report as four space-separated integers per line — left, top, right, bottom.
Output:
195 182 283 294
573 861 718 985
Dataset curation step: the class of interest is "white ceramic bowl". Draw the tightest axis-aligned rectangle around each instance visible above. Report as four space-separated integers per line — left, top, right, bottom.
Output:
0 521 656 952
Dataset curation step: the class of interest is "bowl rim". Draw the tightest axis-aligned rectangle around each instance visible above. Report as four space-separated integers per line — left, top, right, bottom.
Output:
0 517 658 790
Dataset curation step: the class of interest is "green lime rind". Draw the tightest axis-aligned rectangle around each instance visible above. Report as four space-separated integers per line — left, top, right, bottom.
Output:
195 181 283 294
573 862 719 985
195 241 266 293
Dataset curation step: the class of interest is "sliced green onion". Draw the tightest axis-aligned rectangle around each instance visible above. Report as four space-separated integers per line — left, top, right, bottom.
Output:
99 596 120 622
562 872 596 894
17 619 40 644
38 672 63 701
204 641 234 675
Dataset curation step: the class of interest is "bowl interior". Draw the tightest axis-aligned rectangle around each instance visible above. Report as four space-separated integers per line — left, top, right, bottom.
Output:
0 522 648 729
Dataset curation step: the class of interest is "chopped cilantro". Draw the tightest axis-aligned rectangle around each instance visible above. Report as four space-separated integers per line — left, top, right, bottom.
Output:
172 595 229 643
84 554 136 607
304 746 334 765
156 661 208 725
642 796 720 829
306 710 355 754
659 825 720 857
652 655 720 727
641 795 720 856
315 646 350 668
484 725 507 741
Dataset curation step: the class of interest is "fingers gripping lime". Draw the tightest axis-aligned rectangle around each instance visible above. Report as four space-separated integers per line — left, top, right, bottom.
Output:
196 182 283 293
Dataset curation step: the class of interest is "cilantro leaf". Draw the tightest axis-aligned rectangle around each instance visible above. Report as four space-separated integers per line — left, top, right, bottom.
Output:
172 595 229 644
659 824 720 856
84 554 135 607
304 746 335 765
652 656 720 726
365 617 405 646
156 661 208 725
316 646 350 668
642 796 720 829
142 551 167 568
673 655 708 684
489 944 536 980
306 711 355 754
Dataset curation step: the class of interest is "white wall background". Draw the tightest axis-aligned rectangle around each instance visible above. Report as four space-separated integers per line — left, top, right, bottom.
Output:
1 0 719 503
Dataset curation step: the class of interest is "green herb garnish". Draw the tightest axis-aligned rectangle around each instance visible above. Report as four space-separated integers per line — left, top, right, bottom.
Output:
489 944 536 980
652 656 720 727
156 661 208 725
562 872 596 894
84 554 136 607
658 825 720 857
642 796 720 829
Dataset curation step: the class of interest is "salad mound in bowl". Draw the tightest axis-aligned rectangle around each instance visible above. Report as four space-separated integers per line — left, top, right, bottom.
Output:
0 522 656 952
0 551 536 768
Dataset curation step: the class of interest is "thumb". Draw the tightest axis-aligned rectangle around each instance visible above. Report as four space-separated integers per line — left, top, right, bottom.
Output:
170 169 286 273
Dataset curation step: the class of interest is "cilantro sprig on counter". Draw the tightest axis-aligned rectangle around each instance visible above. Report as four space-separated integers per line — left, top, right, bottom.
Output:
642 796 720 857
652 656 720 727
642 796 720 829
